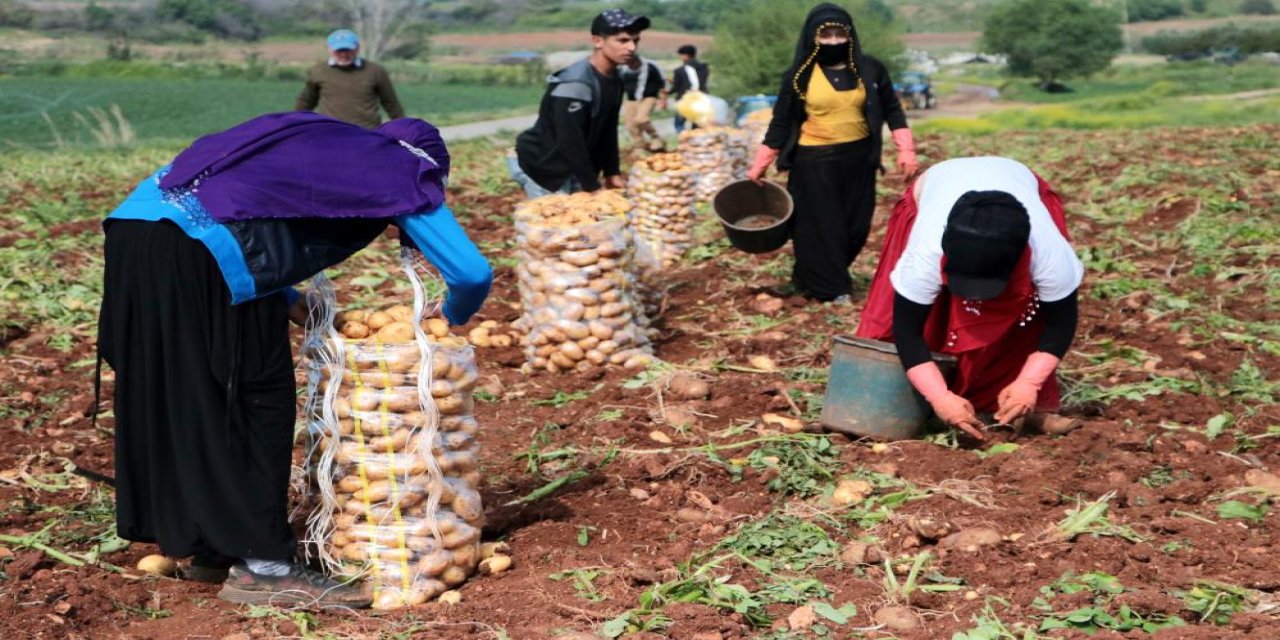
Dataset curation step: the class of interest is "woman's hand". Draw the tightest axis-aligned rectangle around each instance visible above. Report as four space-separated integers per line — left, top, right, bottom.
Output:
747 146 780 185
891 128 918 180
931 392 986 440
605 174 626 190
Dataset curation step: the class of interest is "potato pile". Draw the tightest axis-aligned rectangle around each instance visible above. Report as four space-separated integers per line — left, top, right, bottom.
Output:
678 126 751 204
306 305 484 609
512 192 654 373
626 152 698 270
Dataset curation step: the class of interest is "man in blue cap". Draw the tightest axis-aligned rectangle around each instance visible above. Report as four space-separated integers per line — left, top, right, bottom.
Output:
296 29 406 129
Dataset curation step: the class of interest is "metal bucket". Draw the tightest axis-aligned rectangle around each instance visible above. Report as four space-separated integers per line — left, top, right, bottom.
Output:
713 180 794 254
820 336 957 440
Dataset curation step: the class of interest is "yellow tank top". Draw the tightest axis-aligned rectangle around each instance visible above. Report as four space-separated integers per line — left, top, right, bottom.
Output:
799 68 869 147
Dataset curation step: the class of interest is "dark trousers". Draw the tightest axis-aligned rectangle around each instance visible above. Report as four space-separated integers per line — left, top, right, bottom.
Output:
99 220 297 561
787 138 877 301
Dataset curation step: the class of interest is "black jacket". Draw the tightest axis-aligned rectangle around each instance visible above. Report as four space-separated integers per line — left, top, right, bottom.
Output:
515 58 622 192
670 60 709 98
761 3 908 172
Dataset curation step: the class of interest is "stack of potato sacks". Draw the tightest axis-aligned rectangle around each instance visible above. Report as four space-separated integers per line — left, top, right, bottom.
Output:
305 304 485 609
741 109 772 149
678 126 751 204
512 192 654 373
626 152 698 271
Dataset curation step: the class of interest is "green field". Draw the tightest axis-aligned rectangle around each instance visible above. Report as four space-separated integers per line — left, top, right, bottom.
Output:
0 76 542 147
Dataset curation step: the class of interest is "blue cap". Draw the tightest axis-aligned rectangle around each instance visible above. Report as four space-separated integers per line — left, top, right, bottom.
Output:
327 29 359 51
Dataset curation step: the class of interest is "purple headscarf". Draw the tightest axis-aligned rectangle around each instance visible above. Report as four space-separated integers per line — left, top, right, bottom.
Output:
159 112 448 222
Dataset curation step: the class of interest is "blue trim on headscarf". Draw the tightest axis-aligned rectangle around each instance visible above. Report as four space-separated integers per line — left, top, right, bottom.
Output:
106 167 259 304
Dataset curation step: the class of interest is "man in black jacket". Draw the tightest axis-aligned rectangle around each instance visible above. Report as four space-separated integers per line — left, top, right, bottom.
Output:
670 44 709 132
510 9 650 197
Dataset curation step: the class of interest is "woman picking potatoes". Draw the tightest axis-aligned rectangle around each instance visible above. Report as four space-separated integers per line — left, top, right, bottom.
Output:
96 113 491 608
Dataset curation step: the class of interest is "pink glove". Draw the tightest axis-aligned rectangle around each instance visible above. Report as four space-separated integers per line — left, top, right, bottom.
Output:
994 352 1060 425
891 128 918 177
906 362 985 440
746 146 779 185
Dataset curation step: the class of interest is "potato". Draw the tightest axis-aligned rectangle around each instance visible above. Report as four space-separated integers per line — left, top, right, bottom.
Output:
339 310 368 324
479 554 512 575
341 321 370 339
441 565 469 587
451 489 485 523
384 305 414 322
377 321 416 343
136 554 176 577
366 311 393 330
424 317 450 339
452 543 479 569
418 549 453 576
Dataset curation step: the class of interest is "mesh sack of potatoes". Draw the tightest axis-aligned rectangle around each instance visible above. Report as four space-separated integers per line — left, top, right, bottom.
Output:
741 109 771 148
626 152 699 271
678 126 750 204
300 254 484 610
512 191 655 373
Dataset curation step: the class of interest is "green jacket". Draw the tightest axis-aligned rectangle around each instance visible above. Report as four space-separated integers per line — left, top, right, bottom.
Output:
295 60 405 129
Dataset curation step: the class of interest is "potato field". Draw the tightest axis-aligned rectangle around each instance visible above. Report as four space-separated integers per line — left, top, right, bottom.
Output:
0 124 1278 639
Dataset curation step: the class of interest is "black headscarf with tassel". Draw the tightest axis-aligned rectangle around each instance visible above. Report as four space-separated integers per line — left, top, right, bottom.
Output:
787 3 864 101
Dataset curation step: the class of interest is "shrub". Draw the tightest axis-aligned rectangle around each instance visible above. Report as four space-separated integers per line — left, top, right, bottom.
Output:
1127 0 1184 22
1240 0 1277 15
982 0 1123 90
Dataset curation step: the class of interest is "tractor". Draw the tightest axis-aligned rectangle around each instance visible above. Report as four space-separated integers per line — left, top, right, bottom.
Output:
894 71 937 110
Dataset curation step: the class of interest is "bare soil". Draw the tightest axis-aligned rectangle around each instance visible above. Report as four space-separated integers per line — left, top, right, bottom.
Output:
0 125 1278 639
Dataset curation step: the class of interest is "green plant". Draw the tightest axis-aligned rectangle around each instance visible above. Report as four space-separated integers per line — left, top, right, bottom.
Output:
549 568 609 602
1050 492 1144 542
882 552 965 603
1180 580 1255 624
746 435 840 497
1033 572 1185 634
717 514 840 572
1217 499 1269 524
532 388 593 408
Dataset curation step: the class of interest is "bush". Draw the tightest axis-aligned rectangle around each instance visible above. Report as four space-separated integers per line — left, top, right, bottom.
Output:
1127 0 1184 22
1142 24 1280 55
712 0 904 99
1241 0 1277 15
156 0 262 40
982 0 1123 90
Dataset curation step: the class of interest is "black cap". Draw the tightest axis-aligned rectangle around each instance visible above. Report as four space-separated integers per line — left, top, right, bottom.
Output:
941 190 1031 301
591 9 651 36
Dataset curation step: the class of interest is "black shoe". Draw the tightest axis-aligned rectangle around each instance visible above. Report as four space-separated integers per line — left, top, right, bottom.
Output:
181 554 235 583
217 564 372 609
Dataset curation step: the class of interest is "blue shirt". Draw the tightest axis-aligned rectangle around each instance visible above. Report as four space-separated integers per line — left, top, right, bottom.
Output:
107 169 492 326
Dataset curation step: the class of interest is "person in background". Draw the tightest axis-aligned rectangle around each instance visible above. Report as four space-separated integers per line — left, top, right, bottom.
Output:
746 3 916 305
619 54 668 152
855 156 1084 440
669 44 709 133
296 29 406 129
97 112 491 608
509 9 650 198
